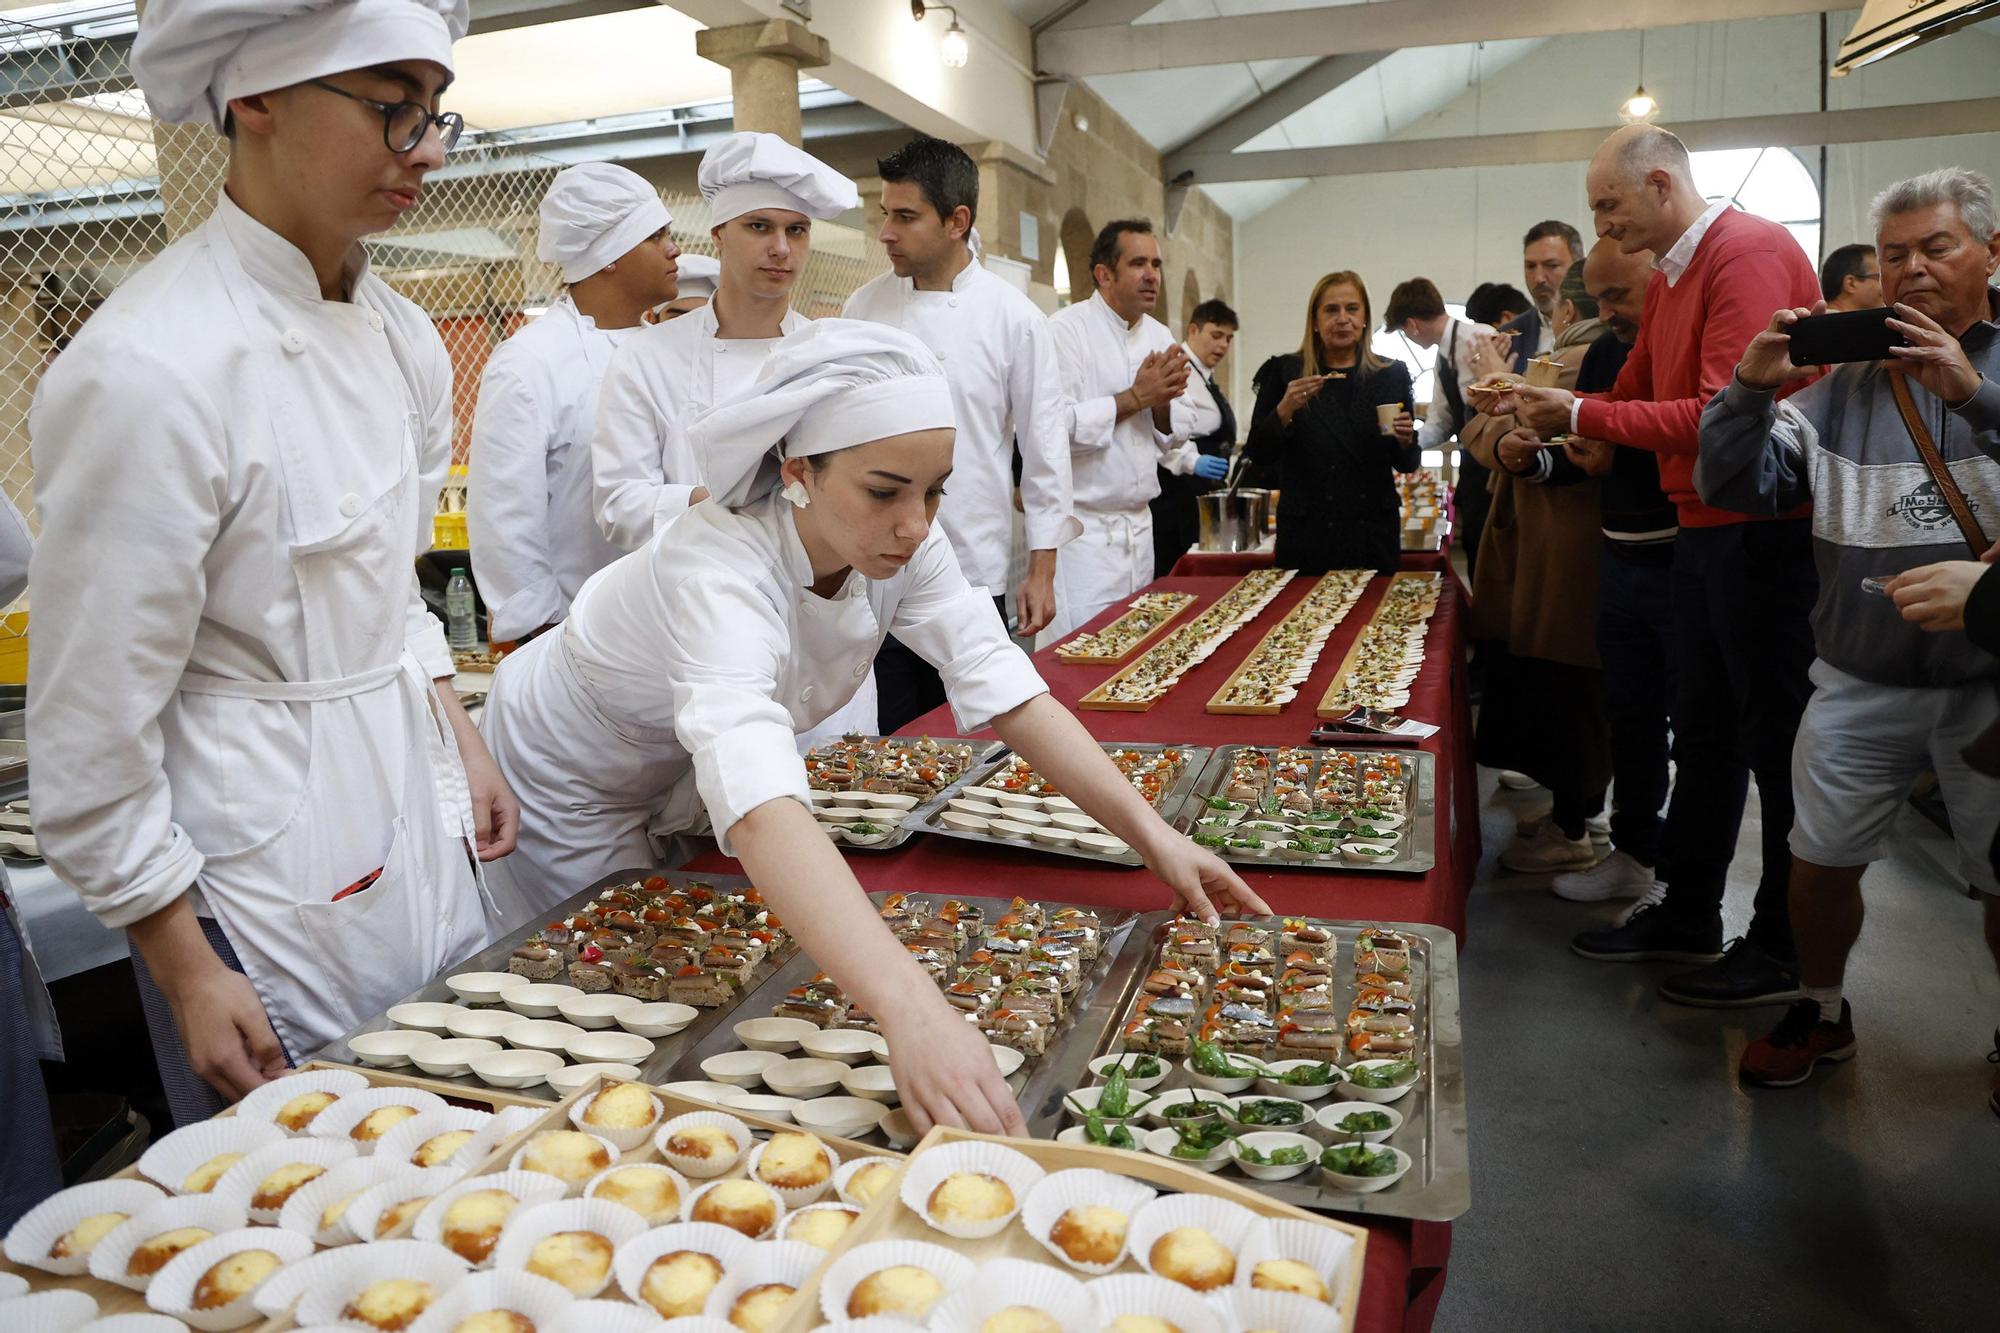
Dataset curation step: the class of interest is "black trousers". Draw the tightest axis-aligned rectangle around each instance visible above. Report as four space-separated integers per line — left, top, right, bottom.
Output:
1454 455 1493 581
1150 469 1203 579
1596 545 1676 867
873 594 1011 735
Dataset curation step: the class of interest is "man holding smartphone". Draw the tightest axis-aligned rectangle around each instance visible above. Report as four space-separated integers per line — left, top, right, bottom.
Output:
1695 166 2000 1095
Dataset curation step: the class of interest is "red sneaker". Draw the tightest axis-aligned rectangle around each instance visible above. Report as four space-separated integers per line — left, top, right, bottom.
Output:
1741 998 1856 1088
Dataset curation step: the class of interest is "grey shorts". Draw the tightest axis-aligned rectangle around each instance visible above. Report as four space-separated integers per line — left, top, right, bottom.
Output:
1790 659 2000 894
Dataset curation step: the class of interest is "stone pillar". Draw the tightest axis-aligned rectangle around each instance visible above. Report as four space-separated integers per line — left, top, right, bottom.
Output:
851 174 884 241
968 141 1056 287
694 19 830 147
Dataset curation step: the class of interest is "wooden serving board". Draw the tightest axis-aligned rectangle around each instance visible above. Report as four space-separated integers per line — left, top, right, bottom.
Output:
1315 572 1439 720
1205 575 1335 717
773 1126 1367 1333
1078 572 1295 713
1055 592 1197 665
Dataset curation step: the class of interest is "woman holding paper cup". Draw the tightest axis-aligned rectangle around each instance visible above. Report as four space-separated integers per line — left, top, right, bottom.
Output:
1245 271 1417 573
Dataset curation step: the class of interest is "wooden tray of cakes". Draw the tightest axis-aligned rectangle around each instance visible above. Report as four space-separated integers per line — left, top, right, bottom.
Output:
772 1125 1368 1332
1172 744 1437 875
1020 913 1469 1223
1053 590 1197 665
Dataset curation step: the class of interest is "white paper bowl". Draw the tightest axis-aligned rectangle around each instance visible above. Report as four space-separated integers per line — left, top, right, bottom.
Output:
720 1095 798 1123
1082 1275 1225 1333
146 1224 316 1331
927 1257 1095 1333
411 1171 571 1268
547 1063 644 1099
817 1240 975 1324
653 1113 752 1181
234 1070 371 1137
309 1088 450 1153
1253 1060 1345 1102
374 1108 498 1174
1319 1143 1412 1194
658 1081 744 1109
0 1290 99 1333
556 993 640 1031
760 1059 849 1100
1021 1169 1159 1277
1235 1216 1357 1310
406 1038 501 1080
580 1161 689 1227
1315 1101 1403 1144
777 1202 862 1251
1181 1054 1268 1095
618 1004 697 1039
6 1178 169 1274
346 1168 472 1245
1126 1194 1261 1292
347 1029 438 1068
545 1299 663 1333
490 1200 647 1299
277 1157 393 1247
896 1140 1044 1242
289 1239 470 1329
447 972 529 1005
1060 1085 1155 1126
1140 1127 1231 1174
404 1269 576 1333
608 1221 754 1320
88 1194 248 1292
508 1132 621 1196
1142 1089 1234 1129
1087 1053 1170 1093
939 811 990 834
471 1049 567 1090
1336 1061 1420 1104
444 1009 524 1042
504 985 584 1020
387 1002 464 1033
79 1315 188 1333
507 1020 586 1055
989 1045 1027 1077
838 1066 897 1104
796 1030 878 1066
745 1134 842 1209
1219 1096 1314 1136
793 1098 888 1141
732 1018 817 1053
213 1137 360 1223
680 1179 786 1241
567 1083 666 1153
1226 1132 1319 1182
876 1110 919 1151
699 1051 782 1088
136 1121 286 1197
564 1031 654 1066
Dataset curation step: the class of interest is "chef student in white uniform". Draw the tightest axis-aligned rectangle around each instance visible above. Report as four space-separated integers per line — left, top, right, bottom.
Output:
468 163 679 646
842 135 1078 732
27 0 513 1123
1046 218 1225 641
480 321 1268 1130
647 253 719 325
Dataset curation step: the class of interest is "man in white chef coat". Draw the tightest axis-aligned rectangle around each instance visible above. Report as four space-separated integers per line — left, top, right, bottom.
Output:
27 0 513 1122
591 133 859 551
842 136 1078 731
468 163 679 645
1046 219 1225 640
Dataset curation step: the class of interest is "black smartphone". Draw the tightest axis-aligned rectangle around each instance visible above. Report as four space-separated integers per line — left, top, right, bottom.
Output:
1786 307 1905 365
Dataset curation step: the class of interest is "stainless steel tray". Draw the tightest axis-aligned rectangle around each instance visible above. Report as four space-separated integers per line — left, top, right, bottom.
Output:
1024 912 1469 1222
807 737 1006 854
898 742 1213 868
1171 744 1437 876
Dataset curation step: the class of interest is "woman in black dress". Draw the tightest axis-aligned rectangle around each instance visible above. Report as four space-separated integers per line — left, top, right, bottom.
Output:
1245 270 1418 573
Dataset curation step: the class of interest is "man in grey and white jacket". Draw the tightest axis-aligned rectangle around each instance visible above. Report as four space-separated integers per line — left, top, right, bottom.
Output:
1695 166 2000 1097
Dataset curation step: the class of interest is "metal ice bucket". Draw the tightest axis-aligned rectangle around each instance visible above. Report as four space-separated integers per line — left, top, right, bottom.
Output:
1196 488 1269 552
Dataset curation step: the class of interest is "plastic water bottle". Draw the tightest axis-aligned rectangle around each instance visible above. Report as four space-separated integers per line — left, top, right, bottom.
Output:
445 567 478 651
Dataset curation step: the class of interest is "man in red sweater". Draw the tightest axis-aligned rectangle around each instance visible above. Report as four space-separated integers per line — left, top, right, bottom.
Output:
1491 125 1821 1007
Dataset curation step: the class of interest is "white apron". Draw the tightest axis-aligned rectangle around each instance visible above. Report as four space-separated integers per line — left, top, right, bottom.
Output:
1048 506 1154 641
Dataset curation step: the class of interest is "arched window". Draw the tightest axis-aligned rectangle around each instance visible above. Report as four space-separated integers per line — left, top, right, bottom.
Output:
1690 146 1822 263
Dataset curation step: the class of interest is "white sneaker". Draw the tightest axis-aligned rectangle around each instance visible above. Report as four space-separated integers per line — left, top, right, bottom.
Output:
1500 821 1598 873
1585 810 1612 844
1551 849 1654 902
1616 880 1668 925
1497 770 1540 791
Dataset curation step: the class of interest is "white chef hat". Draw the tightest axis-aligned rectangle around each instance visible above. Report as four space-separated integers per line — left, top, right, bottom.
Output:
698 132 859 227
674 254 721 299
692 319 956 509
536 163 672 284
132 0 468 133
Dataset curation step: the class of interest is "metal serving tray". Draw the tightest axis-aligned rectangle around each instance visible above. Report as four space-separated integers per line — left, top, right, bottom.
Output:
1023 912 1469 1222
806 737 1007 854
897 742 1213 868
1171 744 1437 876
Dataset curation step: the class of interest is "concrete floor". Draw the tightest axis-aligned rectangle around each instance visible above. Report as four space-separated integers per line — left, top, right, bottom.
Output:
1437 773 2000 1332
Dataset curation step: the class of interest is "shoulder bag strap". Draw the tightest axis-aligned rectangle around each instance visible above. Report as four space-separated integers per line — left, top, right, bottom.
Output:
1888 371 1989 556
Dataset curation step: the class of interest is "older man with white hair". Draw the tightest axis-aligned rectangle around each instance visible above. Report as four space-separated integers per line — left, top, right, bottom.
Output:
1697 166 2000 1096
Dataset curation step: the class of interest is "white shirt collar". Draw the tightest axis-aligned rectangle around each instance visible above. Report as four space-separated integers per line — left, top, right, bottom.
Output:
1090 289 1142 334
212 188 370 303
1181 341 1212 380
1655 200 1732 288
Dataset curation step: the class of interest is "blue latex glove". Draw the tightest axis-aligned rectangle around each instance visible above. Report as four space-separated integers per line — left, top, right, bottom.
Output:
1193 453 1230 481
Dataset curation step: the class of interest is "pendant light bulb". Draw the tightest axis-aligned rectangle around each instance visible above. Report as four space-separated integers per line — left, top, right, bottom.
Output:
1619 84 1658 124
941 18 969 68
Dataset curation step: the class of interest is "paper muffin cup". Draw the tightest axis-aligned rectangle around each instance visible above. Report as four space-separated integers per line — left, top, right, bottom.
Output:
1207 1287 1338 1333
655 1320 734 1333
0 1273 23 1301
698 1238 823 1323
490 1199 648 1299
374 1108 501 1175
308 1087 450 1155
412 1172 571 1268
88 1194 248 1291
136 1121 287 1196
346 1167 474 1245
404 1269 576 1333
581 1161 691 1227
1126 1194 1261 1293
289 1239 471 1330
807 1321 927 1333
545 1299 664 1333
1020 1168 1160 1277
1233 1216 1356 1310
212 1136 360 1224
0 1289 99 1333
816 1239 975 1325
775 1201 862 1251
652 1112 751 1181
893 1140 1044 1241
744 1133 843 1210
926 1257 1095 1333
79 1315 189 1333
508 1131 623 1197
830 1156 903 1210
146 1224 317 1331
492 1105 550 1143
564 1083 666 1154
234 1070 371 1137
609 1221 756 1319
275 1157 388 1248
679 1179 786 1241
5 1178 168 1274
1082 1274 1226 1333
250 1239 444 1322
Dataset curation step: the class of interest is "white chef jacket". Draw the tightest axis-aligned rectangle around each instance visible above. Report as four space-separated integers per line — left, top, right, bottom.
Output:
1048 291 1198 513
591 301 809 550
1419 316 1499 451
1179 340 1225 443
467 296 629 640
841 258 1078 589
479 491 1047 920
26 192 458 931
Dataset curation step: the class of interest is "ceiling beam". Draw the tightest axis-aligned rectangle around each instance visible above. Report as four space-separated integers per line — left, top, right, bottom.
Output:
466 0 655 34
1039 0 1847 75
1169 96 2000 184
1167 51 1387 158
1034 0 1160 34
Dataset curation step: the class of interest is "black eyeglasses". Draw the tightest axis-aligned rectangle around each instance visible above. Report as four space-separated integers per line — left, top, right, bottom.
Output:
307 79 464 155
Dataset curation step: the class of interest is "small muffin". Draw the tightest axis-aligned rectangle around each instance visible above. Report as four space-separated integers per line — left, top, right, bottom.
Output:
352 1105 423 1143
1147 1226 1236 1292
1049 1204 1128 1268
525 1230 613 1297
980 1309 1061 1333
191 1248 282 1310
785 1206 858 1250
689 1179 779 1239
1251 1257 1329 1303
753 1131 830 1192
251 1161 327 1211
48 1210 129 1259
519 1131 611 1185
579 1082 656 1131
181 1151 245 1195
727 1282 795 1332
1106 1319 1181 1333
454 1313 535 1333
846 1266 943 1320
926 1172 1015 1227
341 1277 438 1331
320 1189 366 1235
374 1194 435 1239
411 1130 477 1169
276 1090 339 1132
592 1166 680 1224
639 1249 724 1319
440 1189 519 1264
844 1161 897 1207
127 1225 213 1278
662 1124 738 1164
